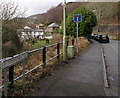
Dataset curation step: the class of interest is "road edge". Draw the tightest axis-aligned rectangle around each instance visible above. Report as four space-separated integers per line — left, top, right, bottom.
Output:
101 44 112 96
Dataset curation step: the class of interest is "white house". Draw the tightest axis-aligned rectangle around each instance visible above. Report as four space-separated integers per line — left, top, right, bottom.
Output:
19 26 44 40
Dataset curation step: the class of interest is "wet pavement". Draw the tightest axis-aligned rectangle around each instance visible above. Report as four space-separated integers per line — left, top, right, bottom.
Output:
31 40 106 96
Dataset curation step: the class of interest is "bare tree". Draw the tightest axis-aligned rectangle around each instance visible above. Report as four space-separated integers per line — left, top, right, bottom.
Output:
0 1 27 58
0 2 26 20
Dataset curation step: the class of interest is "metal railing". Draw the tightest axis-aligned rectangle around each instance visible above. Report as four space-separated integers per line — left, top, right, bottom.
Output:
0 39 75 96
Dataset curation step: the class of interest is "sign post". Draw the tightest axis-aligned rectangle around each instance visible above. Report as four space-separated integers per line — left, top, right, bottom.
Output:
74 15 82 54
76 22 79 53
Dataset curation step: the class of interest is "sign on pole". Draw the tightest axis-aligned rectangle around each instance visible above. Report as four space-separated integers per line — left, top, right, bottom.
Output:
74 15 82 54
74 15 82 22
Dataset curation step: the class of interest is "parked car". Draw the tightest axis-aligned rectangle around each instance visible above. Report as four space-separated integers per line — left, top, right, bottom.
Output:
94 34 99 41
91 34 94 39
98 34 109 43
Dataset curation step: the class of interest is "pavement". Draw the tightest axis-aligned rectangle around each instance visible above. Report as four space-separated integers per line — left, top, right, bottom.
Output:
30 40 106 96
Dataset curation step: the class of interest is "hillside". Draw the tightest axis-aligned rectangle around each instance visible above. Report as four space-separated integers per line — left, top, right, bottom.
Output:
27 2 119 26
28 2 85 25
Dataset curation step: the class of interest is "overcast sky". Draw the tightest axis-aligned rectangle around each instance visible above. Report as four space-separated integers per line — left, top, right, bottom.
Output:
2 0 78 17
1 0 119 17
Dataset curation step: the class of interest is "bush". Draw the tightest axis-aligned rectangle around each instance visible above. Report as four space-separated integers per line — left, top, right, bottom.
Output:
60 8 97 38
2 41 17 58
2 18 24 58
45 38 50 44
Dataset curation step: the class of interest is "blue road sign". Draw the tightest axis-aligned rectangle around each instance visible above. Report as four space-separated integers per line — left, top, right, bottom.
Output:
74 15 82 22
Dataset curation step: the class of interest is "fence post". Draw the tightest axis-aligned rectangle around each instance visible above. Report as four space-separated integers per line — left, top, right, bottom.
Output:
22 60 26 95
3 69 9 97
8 66 14 95
72 39 74 46
67 40 69 46
42 47 46 68
57 43 60 60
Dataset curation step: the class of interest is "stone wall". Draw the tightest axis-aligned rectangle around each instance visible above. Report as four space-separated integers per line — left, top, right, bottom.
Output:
93 24 120 32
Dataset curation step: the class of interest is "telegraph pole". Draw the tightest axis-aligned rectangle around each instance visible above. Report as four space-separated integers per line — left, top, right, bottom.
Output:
0 14 2 98
63 0 67 61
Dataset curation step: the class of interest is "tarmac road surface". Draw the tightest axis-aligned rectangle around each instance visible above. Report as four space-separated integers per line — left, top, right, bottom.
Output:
102 40 119 96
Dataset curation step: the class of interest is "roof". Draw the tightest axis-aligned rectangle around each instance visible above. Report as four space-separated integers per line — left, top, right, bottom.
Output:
47 23 59 28
37 23 44 26
24 26 32 29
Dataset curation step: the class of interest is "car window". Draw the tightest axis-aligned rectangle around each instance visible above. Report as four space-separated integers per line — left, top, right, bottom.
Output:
102 35 107 37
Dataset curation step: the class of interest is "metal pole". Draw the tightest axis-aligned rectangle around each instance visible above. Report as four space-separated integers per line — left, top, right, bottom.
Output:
76 22 79 54
63 0 67 61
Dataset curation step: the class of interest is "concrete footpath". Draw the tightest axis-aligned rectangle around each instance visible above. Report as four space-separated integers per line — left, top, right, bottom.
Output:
31 40 105 96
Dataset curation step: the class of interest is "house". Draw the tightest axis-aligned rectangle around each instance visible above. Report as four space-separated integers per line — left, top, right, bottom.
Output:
45 23 60 34
44 34 53 39
18 26 44 40
36 23 44 29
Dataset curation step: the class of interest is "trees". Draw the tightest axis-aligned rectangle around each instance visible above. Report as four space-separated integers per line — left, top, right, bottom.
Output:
0 2 26 58
60 7 97 38
86 2 119 24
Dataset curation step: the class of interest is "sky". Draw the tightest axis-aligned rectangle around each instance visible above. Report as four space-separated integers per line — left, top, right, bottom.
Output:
1 0 119 17
1 0 77 17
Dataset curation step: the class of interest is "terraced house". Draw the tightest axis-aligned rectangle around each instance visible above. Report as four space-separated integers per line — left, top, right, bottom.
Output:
45 23 60 34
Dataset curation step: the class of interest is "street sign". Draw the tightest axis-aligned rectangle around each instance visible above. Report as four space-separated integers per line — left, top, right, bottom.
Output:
1 52 28 69
74 15 82 22
73 15 82 53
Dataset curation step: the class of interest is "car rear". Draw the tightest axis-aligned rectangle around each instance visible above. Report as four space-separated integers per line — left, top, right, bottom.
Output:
99 34 109 43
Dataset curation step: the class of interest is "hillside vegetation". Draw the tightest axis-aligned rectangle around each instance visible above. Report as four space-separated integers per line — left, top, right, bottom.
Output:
28 2 119 25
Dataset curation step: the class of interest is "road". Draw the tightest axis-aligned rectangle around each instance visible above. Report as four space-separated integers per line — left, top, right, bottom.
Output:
28 40 118 96
102 40 119 96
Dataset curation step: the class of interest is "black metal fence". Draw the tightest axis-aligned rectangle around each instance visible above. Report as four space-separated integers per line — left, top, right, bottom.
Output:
0 39 75 96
